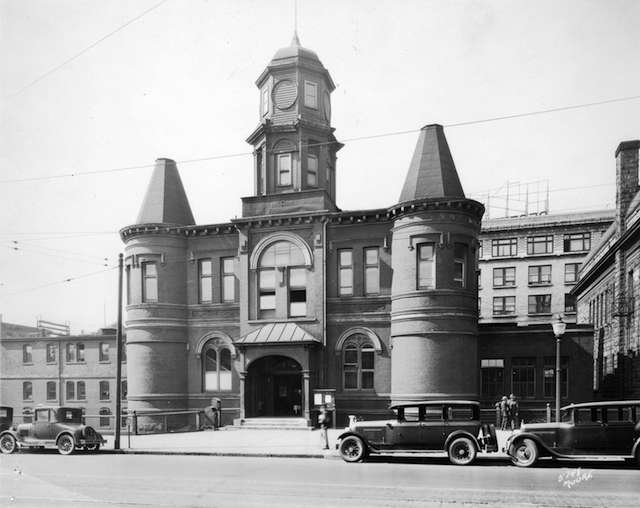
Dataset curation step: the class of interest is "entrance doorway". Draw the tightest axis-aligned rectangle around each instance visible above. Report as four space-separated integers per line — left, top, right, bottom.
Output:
245 356 302 417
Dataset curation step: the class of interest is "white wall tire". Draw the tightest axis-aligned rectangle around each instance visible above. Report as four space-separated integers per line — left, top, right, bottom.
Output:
0 434 17 454
448 437 477 466
338 435 366 462
57 434 75 455
511 438 538 467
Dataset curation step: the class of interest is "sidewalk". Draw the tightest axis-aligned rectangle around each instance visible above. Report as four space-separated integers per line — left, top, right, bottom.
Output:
102 427 512 461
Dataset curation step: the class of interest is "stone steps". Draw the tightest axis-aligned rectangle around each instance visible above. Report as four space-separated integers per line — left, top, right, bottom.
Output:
233 417 311 430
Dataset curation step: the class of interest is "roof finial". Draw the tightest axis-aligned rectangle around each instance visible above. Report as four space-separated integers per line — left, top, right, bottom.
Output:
292 0 300 46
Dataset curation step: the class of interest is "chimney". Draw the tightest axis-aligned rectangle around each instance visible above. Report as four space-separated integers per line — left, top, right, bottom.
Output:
615 140 640 233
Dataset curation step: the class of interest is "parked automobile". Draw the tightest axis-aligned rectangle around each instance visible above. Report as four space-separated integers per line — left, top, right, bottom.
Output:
0 407 13 432
0 406 106 455
337 400 497 465
506 400 640 467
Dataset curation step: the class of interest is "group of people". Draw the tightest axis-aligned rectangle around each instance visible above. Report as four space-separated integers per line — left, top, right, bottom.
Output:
495 393 519 430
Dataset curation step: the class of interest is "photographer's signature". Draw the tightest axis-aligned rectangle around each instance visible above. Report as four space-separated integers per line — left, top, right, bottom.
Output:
557 468 594 488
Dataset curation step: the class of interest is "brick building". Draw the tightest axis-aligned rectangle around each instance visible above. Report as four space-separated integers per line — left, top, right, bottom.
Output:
0 322 127 430
573 140 640 399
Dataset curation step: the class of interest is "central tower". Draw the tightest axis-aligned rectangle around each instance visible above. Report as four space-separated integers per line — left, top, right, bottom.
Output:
243 34 342 217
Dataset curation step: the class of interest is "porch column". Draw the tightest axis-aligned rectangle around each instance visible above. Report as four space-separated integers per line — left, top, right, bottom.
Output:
302 370 311 422
239 371 246 419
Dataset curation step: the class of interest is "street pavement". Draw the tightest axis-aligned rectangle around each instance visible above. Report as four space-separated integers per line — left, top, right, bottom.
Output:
1 452 638 507
102 427 513 459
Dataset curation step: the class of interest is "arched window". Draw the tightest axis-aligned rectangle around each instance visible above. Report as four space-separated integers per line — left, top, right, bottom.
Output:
258 241 307 319
342 334 375 390
99 407 111 428
204 343 232 392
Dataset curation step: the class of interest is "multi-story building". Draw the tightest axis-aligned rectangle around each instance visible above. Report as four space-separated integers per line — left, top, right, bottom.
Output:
0 323 127 430
573 140 640 399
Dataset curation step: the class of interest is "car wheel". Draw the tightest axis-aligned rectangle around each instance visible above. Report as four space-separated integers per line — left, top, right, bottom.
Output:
448 437 477 466
57 434 75 455
338 435 367 463
0 434 17 454
511 438 538 467
85 443 100 452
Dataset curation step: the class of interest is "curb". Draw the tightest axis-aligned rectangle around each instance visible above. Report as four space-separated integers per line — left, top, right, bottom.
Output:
115 449 334 459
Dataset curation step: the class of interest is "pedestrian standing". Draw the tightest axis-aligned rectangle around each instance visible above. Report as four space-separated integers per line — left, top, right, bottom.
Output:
495 396 508 430
318 404 330 450
507 393 519 430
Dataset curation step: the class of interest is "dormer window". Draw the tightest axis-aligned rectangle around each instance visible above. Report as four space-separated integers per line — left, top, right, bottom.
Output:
304 81 317 108
277 154 292 186
261 86 269 116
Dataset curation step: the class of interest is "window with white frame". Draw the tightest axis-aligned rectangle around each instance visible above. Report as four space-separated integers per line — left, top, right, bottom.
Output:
99 342 110 362
338 249 353 296
46 343 57 363
563 232 591 252
277 153 292 186
493 296 515 316
221 257 235 302
417 243 435 289
99 407 111 428
307 153 318 187
66 343 85 363
493 267 516 287
342 335 375 390
528 265 552 285
528 294 551 314
23 381 32 401
23 344 33 363
203 342 232 391
564 262 582 283
258 241 307 318
453 243 467 288
527 235 553 255
364 247 380 295
198 258 213 303
261 86 269 116
66 381 86 401
492 238 517 257
99 380 110 401
142 261 158 302
46 381 56 401
304 81 318 108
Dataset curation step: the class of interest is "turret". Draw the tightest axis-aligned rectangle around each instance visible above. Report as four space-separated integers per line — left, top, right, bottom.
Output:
390 125 484 403
120 158 195 416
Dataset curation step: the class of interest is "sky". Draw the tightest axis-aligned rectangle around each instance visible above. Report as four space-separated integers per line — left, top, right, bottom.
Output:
1 0 639 333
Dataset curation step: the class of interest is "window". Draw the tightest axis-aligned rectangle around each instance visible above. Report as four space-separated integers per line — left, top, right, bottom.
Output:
563 232 591 252
493 296 515 316
22 408 33 424
477 270 482 289
99 381 110 401
23 381 32 401
491 238 517 257
221 257 235 302
453 243 467 288
528 294 551 314
99 408 111 428
343 335 375 390
46 381 56 401
564 263 582 283
493 267 516 287
99 342 110 362
77 343 85 362
121 380 128 399
35 408 49 422
198 259 213 303
77 381 86 400
478 297 482 316
543 357 568 398
23 344 33 363
417 243 435 289
364 247 380 295
277 153 292 186
258 268 276 318
478 241 483 259
304 80 317 108
66 381 85 401
564 293 576 313
46 343 57 363
481 359 504 398
204 345 232 391
338 249 353 296
288 267 307 316
142 261 158 302
527 235 553 255
261 86 269 116
66 381 75 401
307 153 318 187
528 265 552 285
126 265 131 304
512 357 536 398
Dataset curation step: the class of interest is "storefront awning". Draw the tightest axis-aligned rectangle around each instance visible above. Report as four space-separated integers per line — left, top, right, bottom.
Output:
236 322 321 345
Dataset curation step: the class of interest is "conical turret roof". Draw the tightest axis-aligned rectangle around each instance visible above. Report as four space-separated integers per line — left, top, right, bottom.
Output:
136 158 195 225
399 124 465 202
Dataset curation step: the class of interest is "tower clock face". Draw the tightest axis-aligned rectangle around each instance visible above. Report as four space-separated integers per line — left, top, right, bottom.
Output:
323 91 331 121
273 79 297 110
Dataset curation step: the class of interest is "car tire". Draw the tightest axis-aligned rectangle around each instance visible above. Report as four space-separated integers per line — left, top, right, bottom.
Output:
338 435 367 463
57 434 75 455
0 434 17 454
448 436 477 466
511 438 538 467
84 443 100 452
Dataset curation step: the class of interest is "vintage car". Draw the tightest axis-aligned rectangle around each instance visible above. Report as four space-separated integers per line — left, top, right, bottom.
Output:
506 400 640 467
337 400 497 465
0 407 13 432
0 406 106 455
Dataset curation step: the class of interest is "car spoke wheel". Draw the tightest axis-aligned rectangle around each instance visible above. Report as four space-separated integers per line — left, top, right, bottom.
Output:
0 434 17 454
57 434 75 455
511 438 538 467
339 436 366 462
448 437 477 466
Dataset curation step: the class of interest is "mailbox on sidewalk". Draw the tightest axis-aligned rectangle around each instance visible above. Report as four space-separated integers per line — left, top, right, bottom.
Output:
312 389 336 429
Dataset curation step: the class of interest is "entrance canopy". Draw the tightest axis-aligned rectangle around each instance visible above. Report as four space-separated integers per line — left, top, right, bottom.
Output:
237 323 321 346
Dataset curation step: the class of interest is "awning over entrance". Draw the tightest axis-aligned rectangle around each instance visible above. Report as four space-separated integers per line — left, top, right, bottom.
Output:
237 323 321 345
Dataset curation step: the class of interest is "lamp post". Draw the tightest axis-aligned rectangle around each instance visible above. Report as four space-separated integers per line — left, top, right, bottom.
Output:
551 315 566 423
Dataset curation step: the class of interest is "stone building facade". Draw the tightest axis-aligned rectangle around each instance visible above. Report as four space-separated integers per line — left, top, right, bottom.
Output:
120 37 485 426
573 140 640 399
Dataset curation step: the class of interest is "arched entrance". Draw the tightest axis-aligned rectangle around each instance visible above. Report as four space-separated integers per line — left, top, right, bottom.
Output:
245 356 302 417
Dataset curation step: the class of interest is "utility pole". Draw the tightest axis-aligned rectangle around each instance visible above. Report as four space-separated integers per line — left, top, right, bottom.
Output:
114 253 124 450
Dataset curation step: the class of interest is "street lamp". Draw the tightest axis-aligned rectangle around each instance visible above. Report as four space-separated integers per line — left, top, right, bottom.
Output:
551 315 567 423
